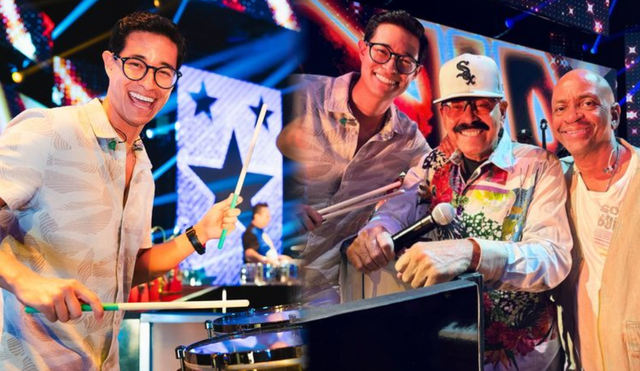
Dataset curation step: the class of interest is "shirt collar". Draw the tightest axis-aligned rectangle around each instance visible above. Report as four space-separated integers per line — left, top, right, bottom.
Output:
325 72 405 137
85 98 119 139
449 131 515 172
84 98 151 167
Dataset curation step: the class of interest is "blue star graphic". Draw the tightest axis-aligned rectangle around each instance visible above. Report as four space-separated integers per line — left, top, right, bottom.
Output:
190 82 217 120
250 97 273 129
189 133 272 226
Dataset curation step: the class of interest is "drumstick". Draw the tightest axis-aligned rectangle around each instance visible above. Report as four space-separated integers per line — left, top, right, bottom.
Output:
322 189 405 220
317 180 402 216
217 104 268 249
25 299 250 313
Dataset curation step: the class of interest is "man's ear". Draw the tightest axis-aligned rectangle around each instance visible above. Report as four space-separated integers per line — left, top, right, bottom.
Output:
499 99 509 122
611 102 621 129
410 65 423 81
102 50 115 78
357 40 368 61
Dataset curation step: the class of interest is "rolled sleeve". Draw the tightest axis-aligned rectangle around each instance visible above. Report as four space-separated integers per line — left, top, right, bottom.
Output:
0 111 52 211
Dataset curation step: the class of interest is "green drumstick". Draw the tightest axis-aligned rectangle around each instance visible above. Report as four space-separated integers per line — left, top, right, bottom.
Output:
25 299 250 313
217 103 268 249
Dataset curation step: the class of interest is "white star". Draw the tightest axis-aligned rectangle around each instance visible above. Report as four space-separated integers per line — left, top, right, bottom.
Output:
594 20 603 33
629 46 637 54
587 2 594 14
628 111 638 120
627 94 634 103
568 7 574 15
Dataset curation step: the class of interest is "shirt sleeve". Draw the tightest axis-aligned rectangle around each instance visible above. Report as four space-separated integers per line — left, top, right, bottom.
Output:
407 128 430 169
0 110 52 211
474 156 573 292
242 229 259 251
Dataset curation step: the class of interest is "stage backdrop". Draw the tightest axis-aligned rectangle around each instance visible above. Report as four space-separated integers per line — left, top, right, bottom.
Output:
296 0 616 153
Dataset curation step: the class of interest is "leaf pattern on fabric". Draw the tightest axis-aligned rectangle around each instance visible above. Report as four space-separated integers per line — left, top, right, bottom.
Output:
52 131 72 151
62 209 112 234
78 249 95 284
44 170 99 194
7 336 24 357
21 357 38 371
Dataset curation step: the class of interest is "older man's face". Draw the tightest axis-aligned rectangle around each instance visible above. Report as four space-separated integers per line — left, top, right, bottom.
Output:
550 71 618 158
440 98 508 161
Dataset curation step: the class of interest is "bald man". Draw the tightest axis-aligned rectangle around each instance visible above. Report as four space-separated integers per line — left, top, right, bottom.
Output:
550 69 640 370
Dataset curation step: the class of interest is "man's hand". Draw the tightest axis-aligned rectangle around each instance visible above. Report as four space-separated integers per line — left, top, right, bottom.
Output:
346 226 395 274
196 194 243 241
297 204 323 232
395 239 473 288
13 271 104 323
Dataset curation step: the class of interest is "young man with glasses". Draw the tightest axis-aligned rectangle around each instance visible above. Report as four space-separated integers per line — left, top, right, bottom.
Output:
0 12 240 370
351 54 572 370
277 10 429 306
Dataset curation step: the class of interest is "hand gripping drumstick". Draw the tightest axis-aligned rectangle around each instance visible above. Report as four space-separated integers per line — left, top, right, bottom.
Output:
25 299 250 313
217 104 268 249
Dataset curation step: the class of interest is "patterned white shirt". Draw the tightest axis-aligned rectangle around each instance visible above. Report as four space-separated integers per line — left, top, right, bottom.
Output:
0 99 154 370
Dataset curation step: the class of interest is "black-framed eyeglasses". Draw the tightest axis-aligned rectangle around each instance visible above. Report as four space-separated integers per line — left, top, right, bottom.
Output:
113 54 182 89
441 98 499 118
364 41 420 75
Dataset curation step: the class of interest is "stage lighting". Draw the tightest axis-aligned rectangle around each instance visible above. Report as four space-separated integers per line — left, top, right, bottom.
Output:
154 0 161 8
505 18 515 29
11 71 23 84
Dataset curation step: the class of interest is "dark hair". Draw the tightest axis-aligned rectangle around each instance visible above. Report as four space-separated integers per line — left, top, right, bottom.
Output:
108 11 186 69
363 10 428 64
252 203 269 216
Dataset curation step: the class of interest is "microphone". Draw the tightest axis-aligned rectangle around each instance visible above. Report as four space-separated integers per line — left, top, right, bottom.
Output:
539 119 548 130
108 138 126 151
392 203 456 254
540 119 548 150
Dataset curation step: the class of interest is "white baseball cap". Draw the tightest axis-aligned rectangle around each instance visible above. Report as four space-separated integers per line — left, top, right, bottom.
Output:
433 53 504 104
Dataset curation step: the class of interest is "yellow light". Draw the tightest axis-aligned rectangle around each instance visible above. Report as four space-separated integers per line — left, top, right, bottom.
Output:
153 0 161 7
11 72 23 83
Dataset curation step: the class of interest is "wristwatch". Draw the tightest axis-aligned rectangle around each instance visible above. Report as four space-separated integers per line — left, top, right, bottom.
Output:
186 226 206 255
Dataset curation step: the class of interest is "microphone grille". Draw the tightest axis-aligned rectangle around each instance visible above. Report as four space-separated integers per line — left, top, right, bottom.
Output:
432 203 456 226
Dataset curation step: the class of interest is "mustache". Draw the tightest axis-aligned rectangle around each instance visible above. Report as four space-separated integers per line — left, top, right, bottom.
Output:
453 121 490 133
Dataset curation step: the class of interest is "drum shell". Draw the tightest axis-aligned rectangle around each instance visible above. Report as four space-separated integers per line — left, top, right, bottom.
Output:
210 304 302 336
179 325 308 371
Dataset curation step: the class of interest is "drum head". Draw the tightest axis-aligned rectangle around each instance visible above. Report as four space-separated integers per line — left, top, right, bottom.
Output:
212 304 302 333
183 325 308 370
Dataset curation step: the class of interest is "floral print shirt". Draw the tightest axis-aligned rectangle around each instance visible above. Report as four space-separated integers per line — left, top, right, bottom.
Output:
367 134 572 370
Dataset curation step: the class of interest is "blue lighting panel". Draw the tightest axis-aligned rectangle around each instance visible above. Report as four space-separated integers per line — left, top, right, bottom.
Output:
176 66 282 285
625 33 640 146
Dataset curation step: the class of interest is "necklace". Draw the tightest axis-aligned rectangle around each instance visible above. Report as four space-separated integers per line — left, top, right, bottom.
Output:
112 125 128 143
603 142 620 192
